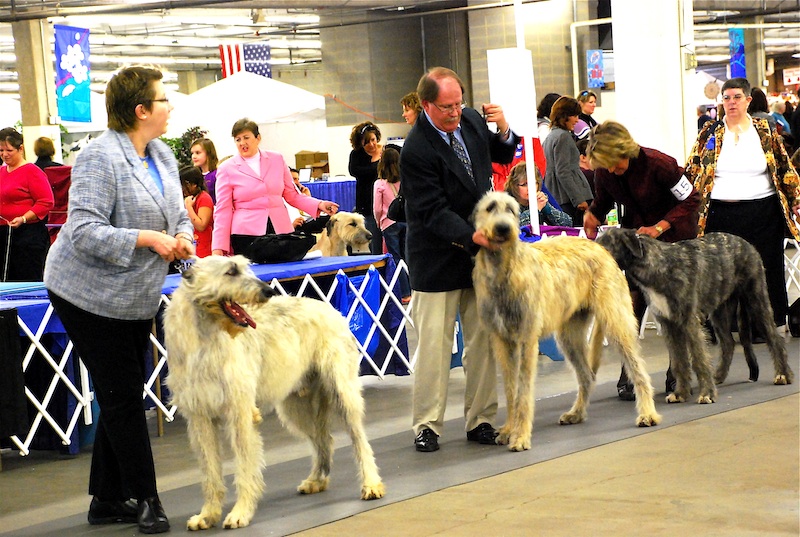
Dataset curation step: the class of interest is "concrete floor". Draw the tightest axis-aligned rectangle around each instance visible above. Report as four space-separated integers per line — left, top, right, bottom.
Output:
1 325 798 536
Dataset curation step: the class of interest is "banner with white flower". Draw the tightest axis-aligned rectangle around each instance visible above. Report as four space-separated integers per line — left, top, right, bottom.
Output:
54 25 91 123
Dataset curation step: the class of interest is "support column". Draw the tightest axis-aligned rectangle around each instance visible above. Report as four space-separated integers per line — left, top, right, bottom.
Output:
177 70 218 94
12 20 61 162
744 16 766 89
610 0 695 162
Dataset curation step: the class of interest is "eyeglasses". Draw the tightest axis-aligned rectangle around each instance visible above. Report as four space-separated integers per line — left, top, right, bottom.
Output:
431 101 465 114
721 94 746 102
148 98 170 104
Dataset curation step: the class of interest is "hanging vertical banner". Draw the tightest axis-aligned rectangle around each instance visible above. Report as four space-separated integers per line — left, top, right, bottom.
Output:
54 25 91 123
587 49 605 88
729 28 746 79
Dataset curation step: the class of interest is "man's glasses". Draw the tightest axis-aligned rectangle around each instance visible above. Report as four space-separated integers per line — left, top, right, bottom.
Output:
148 98 170 104
721 94 746 102
431 101 465 114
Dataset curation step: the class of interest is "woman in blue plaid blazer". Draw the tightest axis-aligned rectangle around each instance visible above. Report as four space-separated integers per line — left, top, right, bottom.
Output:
44 66 193 534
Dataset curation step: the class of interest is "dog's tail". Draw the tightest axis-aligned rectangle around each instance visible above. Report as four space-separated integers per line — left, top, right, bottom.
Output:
587 320 604 374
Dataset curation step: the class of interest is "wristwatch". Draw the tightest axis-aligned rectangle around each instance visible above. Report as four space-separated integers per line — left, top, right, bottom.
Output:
654 224 664 235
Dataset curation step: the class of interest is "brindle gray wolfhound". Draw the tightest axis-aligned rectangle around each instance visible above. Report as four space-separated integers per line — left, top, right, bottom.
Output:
597 228 793 405
164 255 384 531
310 211 372 256
472 192 661 452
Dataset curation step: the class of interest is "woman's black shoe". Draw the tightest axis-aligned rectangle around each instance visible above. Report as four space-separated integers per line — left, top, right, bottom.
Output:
617 384 636 401
137 496 170 534
87 497 138 525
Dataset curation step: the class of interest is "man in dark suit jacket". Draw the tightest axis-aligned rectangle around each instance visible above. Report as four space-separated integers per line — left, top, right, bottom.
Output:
400 67 519 452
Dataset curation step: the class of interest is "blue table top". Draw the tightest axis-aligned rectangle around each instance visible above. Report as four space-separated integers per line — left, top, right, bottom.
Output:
0 254 390 302
306 178 356 213
161 254 388 294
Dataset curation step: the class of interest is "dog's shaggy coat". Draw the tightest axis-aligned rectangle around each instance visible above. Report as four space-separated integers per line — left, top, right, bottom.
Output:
164 255 384 530
311 211 372 256
597 228 793 404
472 192 661 452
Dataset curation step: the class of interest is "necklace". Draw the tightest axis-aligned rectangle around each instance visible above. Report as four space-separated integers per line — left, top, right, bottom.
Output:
139 156 149 169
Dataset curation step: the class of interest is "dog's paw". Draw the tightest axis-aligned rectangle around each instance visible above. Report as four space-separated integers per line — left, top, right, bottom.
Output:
558 411 585 425
696 394 715 404
713 372 727 385
361 481 385 500
774 374 790 385
297 477 329 495
187 514 216 531
636 413 661 427
666 393 685 404
222 509 253 529
495 424 511 445
508 437 531 452
252 407 263 424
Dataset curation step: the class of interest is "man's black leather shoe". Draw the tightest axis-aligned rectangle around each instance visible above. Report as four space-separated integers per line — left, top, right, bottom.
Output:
137 496 170 534
87 497 138 525
466 423 498 444
414 428 439 452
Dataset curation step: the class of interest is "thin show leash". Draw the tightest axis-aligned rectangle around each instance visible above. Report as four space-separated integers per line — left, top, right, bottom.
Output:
0 216 11 282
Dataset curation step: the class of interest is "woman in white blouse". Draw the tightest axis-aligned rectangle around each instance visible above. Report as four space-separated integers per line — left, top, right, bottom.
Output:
686 77 800 330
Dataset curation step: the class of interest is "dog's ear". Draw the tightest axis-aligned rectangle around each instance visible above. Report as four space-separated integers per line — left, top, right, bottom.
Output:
325 217 336 236
181 265 195 284
620 230 645 259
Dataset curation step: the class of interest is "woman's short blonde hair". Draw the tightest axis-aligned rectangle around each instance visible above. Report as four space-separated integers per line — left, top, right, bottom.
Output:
400 92 422 114
586 120 640 170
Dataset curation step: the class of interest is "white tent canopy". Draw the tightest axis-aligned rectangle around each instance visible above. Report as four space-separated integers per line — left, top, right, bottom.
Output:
165 71 327 162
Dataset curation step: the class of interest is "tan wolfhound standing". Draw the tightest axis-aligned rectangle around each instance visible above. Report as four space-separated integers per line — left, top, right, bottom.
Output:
472 192 661 452
311 211 373 256
164 255 384 531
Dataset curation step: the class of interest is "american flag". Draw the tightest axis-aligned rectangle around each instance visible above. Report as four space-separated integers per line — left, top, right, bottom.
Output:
219 43 272 78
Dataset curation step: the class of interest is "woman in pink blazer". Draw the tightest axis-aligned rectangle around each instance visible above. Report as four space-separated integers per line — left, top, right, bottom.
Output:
212 118 339 256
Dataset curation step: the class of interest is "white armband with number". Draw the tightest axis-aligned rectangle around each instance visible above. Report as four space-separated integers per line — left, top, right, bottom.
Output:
670 177 693 201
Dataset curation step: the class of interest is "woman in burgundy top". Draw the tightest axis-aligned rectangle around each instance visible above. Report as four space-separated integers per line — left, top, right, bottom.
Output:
583 120 701 400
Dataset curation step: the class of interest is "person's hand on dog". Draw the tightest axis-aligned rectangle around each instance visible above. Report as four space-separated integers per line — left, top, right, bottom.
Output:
637 220 669 239
583 210 602 239
318 201 339 216
472 229 501 251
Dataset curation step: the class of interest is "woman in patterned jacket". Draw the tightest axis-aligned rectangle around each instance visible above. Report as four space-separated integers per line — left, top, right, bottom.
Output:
685 77 800 328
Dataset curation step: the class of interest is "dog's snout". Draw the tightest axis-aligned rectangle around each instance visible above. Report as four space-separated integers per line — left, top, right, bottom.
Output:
261 283 277 299
494 222 512 237
365 231 372 240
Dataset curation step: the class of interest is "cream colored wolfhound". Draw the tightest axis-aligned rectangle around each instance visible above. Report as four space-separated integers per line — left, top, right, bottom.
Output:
311 211 372 256
164 255 384 531
472 192 661 452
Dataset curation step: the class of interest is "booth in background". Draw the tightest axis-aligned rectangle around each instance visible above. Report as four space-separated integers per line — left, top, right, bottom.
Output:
43 165 71 243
